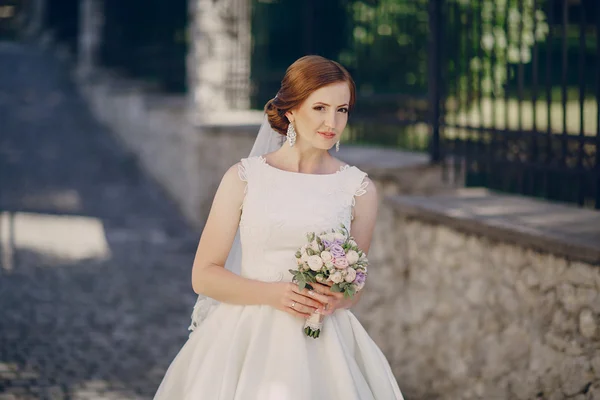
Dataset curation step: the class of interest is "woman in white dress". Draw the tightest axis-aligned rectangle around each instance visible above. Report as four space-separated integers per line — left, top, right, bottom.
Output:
154 55 404 400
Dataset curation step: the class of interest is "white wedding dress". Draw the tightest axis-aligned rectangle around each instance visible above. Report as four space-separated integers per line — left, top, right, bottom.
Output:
154 155 404 400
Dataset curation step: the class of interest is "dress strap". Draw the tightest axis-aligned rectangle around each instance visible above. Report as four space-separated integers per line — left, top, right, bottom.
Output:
237 156 262 211
351 172 369 206
346 167 369 220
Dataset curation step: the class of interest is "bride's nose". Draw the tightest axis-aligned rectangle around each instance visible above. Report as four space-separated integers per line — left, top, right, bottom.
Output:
324 112 336 130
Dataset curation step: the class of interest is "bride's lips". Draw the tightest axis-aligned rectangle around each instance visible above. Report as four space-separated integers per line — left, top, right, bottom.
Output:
318 131 336 140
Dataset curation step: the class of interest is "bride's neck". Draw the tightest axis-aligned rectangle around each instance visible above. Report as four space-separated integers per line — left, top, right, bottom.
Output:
271 145 333 174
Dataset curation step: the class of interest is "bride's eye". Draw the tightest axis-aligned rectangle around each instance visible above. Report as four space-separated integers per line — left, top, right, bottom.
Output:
338 108 349 114
313 106 326 111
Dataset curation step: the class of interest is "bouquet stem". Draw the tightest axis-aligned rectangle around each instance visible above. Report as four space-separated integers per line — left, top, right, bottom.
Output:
303 311 324 338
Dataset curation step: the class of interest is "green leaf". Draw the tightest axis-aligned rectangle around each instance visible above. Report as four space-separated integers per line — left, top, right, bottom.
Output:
331 284 343 293
299 281 306 291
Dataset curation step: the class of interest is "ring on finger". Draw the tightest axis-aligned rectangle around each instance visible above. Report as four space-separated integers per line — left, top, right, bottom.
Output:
290 301 296 309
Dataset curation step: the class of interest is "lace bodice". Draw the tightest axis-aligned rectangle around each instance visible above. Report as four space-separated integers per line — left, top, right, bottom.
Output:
237 155 369 282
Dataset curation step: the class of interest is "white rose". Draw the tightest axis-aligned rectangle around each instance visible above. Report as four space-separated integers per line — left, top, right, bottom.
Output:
334 232 346 242
348 240 358 248
325 233 336 243
346 250 359 265
320 251 333 263
310 240 321 252
330 271 344 283
307 255 324 271
301 251 309 262
344 268 357 282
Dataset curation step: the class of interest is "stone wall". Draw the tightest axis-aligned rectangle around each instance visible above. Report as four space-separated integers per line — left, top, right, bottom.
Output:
352 191 600 400
75 71 261 227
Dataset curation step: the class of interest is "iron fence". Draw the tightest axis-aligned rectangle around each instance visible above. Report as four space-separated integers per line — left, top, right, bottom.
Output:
429 0 599 209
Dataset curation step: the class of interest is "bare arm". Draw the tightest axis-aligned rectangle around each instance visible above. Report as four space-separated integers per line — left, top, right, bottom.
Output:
191 163 271 305
318 176 379 314
350 176 379 254
191 163 328 316
346 177 379 307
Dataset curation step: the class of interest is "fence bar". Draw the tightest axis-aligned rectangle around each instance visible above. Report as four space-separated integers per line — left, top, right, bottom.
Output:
464 3 473 171
561 0 569 166
452 0 463 180
440 0 448 182
577 1 586 206
428 0 442 163
531 0 540 197
545 0 555 198
517 0 526 193
517 0 524 135
476 0 489 186
502 1 510 191
532 0 539 134
596 0 600 209
491 0 498 161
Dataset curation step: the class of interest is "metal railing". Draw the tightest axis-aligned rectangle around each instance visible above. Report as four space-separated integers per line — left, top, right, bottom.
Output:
430 0 599 209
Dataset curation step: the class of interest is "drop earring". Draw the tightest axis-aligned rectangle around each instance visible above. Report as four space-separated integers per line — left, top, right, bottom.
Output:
336 141 340 152
287 123 296 147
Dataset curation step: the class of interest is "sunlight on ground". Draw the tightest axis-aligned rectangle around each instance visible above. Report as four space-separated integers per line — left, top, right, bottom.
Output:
19 189 83 212
0 211 111 271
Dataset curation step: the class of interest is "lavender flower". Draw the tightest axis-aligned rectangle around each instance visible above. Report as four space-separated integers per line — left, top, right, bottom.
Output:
355 271 367 290
330 244 345 258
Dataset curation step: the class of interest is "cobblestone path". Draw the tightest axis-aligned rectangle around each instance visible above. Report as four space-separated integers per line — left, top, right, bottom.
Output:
0 42 200 399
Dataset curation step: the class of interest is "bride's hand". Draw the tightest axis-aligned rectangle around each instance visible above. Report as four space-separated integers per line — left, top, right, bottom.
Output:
309 282 353 316
268 282 330 319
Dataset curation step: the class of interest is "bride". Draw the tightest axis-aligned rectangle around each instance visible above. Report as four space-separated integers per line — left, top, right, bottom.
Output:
154 55 404 400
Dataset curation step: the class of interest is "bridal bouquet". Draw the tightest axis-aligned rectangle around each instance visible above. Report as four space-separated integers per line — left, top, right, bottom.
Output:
289 224 368 339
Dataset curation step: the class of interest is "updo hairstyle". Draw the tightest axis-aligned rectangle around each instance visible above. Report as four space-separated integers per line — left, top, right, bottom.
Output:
264 55 356 136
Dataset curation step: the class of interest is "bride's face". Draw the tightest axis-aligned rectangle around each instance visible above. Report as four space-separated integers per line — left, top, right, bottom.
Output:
287 82 351 150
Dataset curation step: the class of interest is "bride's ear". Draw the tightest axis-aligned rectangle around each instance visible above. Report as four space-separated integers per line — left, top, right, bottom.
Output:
285 111 294 123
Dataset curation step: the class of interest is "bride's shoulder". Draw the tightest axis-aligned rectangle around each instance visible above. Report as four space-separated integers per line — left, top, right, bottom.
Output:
330 156 351 171
224 156 264 185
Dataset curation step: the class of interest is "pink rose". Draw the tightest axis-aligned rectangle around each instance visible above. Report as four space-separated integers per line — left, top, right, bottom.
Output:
333 257 349 269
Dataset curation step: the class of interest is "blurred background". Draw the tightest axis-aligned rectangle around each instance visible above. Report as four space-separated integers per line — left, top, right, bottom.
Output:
0 0 599 399
2 0 597 207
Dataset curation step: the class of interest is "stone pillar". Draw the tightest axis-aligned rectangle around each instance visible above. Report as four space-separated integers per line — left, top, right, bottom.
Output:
187 0 252 124
77 0 103 78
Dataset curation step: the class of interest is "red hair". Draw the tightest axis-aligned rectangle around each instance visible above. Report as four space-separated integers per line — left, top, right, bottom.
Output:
264 55 356 136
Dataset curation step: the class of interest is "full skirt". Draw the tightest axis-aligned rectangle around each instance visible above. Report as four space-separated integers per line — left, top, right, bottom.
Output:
154 303 403 400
